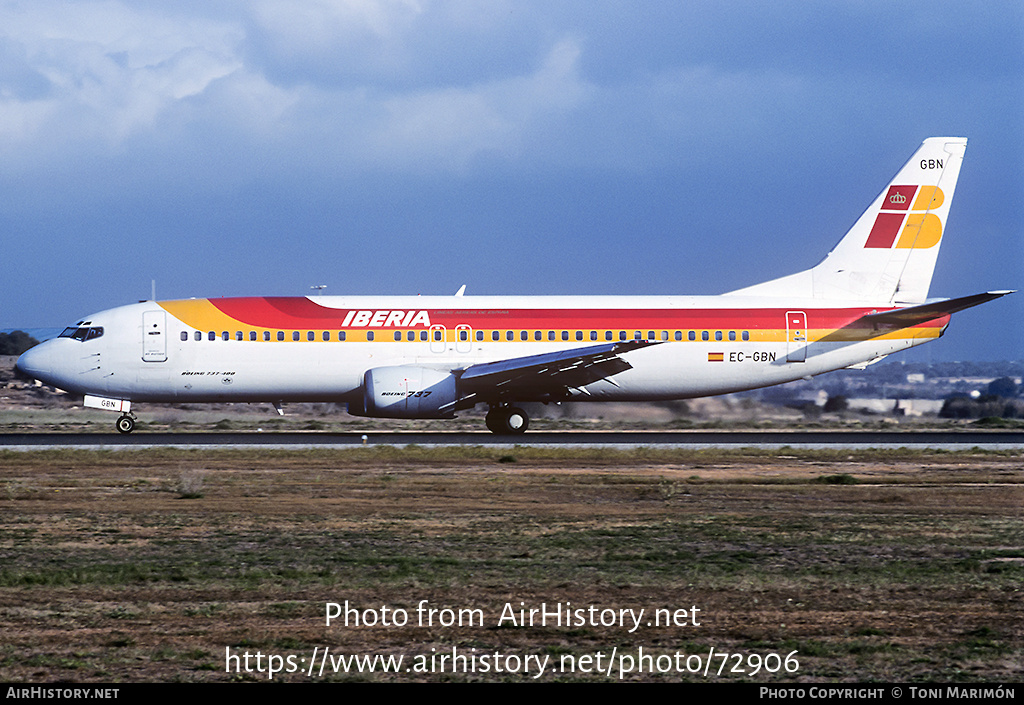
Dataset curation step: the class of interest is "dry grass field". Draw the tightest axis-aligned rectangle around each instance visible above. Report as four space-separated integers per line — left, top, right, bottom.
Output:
1 446 1021 682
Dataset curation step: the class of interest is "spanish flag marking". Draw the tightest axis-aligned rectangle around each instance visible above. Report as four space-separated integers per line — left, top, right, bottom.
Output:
708 352 724 362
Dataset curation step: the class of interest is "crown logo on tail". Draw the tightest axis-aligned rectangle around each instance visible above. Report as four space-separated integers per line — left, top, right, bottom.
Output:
865 184 944 249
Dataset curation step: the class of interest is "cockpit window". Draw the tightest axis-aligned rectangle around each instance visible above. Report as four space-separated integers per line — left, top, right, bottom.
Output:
60 326 103 342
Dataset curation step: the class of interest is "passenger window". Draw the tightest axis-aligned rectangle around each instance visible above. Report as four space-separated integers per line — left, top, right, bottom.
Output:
605 331 613 341
460 330 468 341
507 331 515 341
263 331 271 341
548 331 555 341
715 331 722 341
492 331 500 341
277 331 284 341
408 331 416 341
208 331 216 341
701 331 709 341
394 331 402 341
434 330 442 341
689 331 696 341
590 331 598 341
619 331 627 341
561 331 569 341
292 331 300 341
476 331 484 341
222 332 229 341
181 332 188 342
324 332 331 341
534 331 542 341
195 331 202 341
647 330 655 340
235 331 243 341
575 331 583 341
674 331 682 341
367 331 374 341
339 331 347 341
308 331 315 341
742 331 749 341
521 331 529 341
419 331 427 341
728 330 736 341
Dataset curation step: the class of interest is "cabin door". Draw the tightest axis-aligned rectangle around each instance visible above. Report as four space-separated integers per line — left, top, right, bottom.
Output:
142 310 168 362
785 311 807 363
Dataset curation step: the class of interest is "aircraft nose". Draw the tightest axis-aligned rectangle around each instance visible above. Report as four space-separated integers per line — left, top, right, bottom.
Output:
15 346 39 378
15 342 63 387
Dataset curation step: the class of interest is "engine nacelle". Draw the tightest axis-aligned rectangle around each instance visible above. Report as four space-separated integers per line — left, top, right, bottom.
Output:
348 366 458 419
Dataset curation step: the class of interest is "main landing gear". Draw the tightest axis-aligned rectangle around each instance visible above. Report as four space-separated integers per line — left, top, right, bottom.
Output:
116 413 136 434
485 405 529 435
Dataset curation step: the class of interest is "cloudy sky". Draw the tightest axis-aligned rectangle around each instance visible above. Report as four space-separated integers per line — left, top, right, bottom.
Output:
1 1 1020 360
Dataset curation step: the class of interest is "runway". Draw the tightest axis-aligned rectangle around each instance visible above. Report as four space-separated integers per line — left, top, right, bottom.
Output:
2 430 1023 450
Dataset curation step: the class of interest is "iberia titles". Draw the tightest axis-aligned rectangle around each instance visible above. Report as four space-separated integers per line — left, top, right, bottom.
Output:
340 310 431 328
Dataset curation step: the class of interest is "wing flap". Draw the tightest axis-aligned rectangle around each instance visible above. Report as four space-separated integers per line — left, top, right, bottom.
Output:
459 339 655 400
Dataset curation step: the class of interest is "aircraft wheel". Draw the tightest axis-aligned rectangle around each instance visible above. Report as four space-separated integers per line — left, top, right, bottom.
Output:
485 408 501 433
487 406 529 435
504 407 529 434
116 414 135 434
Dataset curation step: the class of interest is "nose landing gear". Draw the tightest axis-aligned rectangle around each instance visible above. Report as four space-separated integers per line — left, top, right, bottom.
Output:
116 413 136 434
485 405 529 435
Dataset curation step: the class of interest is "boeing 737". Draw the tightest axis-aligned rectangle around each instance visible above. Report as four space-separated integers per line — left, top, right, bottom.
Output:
15 138 1012 434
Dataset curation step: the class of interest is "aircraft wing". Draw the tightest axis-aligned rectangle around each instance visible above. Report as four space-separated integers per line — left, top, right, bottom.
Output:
458 339 657 402
861 291 1014 327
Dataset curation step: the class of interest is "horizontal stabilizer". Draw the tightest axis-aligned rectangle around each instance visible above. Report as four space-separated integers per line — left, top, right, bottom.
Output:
859 290 1014 327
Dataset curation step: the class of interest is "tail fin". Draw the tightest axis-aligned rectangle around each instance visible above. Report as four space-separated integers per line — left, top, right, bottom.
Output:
728 137 967 304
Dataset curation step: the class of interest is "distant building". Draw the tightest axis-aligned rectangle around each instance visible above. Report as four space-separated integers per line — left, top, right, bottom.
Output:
847 399 944 416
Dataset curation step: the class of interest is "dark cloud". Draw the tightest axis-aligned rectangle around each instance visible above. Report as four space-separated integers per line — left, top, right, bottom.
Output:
0 0 1019 359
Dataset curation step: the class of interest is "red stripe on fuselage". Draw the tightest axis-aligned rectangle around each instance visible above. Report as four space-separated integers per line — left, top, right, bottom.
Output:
200 298 946 333
209 297 346 328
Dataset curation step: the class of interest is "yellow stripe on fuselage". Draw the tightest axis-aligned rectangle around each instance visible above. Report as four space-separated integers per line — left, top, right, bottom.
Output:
157 300 944 344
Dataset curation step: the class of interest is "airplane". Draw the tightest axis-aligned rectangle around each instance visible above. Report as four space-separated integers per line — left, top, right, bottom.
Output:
15 137 1013 435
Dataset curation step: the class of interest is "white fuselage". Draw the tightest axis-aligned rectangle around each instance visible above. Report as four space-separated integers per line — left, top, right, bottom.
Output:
17 295 944 407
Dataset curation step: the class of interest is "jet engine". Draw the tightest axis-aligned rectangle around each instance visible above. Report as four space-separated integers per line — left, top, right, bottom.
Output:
348 366 458 418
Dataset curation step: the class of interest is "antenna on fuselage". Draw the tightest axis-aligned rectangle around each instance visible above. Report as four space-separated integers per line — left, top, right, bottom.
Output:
310 285 327 296
151 280 156 301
